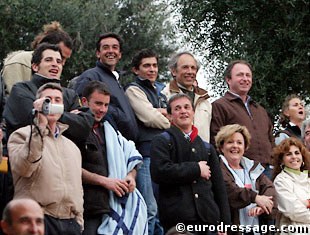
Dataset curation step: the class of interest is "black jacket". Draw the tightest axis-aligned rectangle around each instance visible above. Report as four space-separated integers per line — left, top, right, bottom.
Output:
74 61 139 142
150 126 231 228
81 121 110 217
3 73 94 144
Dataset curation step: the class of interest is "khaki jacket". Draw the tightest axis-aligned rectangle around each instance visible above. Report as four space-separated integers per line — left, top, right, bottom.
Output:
8 123 84 227
2 50 33 94
162 79 212 142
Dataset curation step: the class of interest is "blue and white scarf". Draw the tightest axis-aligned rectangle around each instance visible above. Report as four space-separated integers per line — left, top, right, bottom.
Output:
97 121 148 235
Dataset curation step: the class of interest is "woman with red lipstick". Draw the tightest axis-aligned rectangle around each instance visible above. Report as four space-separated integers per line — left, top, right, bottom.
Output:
215 124 277 235
275 94 306 145
273 137 310 234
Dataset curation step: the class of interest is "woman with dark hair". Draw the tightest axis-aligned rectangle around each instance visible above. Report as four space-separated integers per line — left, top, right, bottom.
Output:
273 137 310 234
275 94 306 145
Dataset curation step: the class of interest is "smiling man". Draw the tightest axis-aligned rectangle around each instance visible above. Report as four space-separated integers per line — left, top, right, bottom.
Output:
150 94 230 234
2 21 72 95
74 33 139 142
162 51 212 142
210 60 274 179
3 43 93 141
79 81 147 235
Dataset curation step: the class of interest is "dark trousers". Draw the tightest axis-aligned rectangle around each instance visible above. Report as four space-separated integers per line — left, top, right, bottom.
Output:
45 214 81 235
82 215 103 235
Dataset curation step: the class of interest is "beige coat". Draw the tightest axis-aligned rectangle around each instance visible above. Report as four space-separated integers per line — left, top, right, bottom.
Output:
162 79 212 142
274 168 310 235
8 123 84 227
2 50 33 94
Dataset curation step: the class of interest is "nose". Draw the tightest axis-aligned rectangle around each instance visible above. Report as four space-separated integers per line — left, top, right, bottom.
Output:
187 67 195 74
28 221 41 234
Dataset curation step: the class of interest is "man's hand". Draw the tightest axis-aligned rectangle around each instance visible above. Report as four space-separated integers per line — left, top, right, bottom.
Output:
125 169 137 192
101 178 129 197
198 161 211 180
124 174 136 193
255 195 273 214
33 97 46 113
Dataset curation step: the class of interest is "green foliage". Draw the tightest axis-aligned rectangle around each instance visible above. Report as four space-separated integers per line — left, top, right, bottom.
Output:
0 0 176 85
173 0 310 118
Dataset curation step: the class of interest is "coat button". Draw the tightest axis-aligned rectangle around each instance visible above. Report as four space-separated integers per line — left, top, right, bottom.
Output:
194 193 199 198
193 180 197 184
192 148 196 153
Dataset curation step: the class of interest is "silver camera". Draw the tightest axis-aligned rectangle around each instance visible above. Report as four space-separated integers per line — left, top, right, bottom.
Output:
42 98 64 115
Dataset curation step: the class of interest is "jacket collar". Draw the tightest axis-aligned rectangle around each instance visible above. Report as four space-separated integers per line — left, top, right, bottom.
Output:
224 91 257 106
32 73 61 88
135 77 155 89
168 79 210 98
96 61 118 80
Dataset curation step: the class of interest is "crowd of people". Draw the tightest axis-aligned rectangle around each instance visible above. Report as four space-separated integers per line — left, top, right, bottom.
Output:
0 21 309 235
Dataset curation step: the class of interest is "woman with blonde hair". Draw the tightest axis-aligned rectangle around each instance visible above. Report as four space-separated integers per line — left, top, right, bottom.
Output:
273 137 310 234
215 124 277 234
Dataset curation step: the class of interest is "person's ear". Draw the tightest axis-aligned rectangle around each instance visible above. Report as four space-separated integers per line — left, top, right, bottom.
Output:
283 108 290 118
225 77 231 86
171 68 177 77
132 67 138 76
1 220 10 234
96 50 101 59
32 63 39 73
81 97 88 106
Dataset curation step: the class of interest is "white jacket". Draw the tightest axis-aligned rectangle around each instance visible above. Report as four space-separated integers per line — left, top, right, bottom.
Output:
274 168 310 235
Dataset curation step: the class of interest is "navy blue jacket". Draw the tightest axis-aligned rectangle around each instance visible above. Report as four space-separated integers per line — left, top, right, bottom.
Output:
74 61 139 142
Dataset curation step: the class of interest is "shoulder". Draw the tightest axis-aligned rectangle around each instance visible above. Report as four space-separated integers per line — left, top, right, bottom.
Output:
78 67 99 78
4 50 32 65
274 171 291 185
8 125 31 140
211 95 230 107
10 81 34 95
63 87 78 96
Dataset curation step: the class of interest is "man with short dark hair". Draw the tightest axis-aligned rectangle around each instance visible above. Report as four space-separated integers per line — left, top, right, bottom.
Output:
2 21 73 95
1 198 44 235
3 43 93 142
8 82 84 234
125 49 170 235
1 43 93 231
150 93 230 234
74 33 139 142
80 80 147 235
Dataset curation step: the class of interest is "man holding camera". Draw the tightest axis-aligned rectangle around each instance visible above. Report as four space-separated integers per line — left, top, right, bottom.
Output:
1 43 93 234
8 82 84 234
